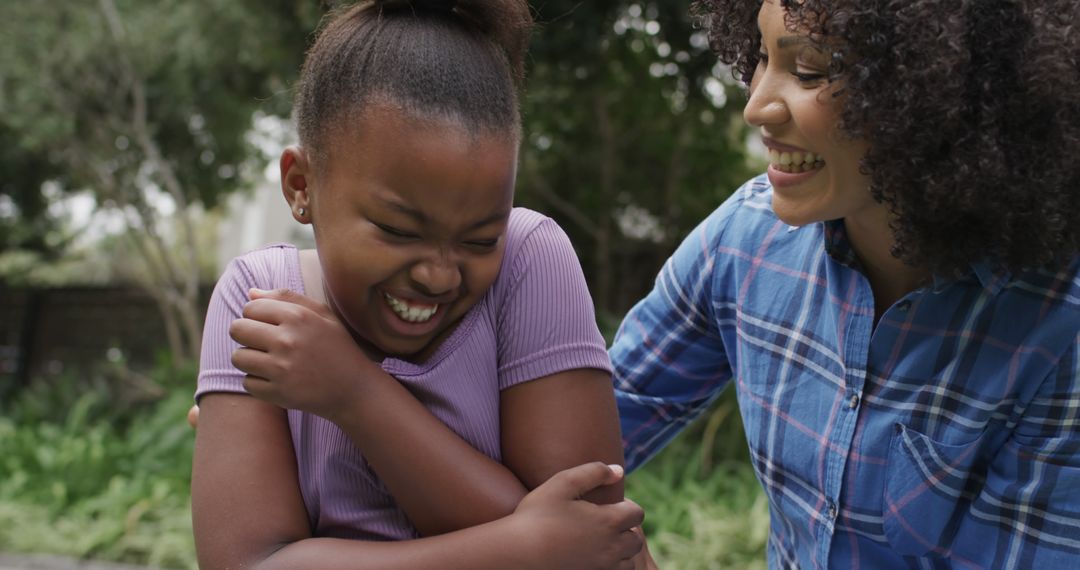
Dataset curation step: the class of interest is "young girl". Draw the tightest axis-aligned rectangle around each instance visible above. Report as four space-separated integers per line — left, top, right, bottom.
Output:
614 0 1079 567
192 1 648 568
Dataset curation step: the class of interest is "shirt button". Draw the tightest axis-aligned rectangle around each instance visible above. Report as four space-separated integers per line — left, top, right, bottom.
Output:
848 393 859 410
827 501 837 520
896 300 912 312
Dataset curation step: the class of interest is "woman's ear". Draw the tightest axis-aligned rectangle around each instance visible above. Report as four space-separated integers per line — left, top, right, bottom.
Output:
280 146 312 224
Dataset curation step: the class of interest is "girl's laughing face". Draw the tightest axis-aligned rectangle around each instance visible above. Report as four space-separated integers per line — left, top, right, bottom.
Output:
284 104 517 361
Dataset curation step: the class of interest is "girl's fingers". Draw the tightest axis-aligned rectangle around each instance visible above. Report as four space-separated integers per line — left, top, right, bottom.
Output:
241 374 275 402
229 317 281 351
250 288 333 317
531 462 624 502
609 499 646 531
617 527 645 560
241 297 308 326
231 346 276 378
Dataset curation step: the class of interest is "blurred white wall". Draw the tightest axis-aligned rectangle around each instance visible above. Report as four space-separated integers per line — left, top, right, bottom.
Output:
215 180 314 270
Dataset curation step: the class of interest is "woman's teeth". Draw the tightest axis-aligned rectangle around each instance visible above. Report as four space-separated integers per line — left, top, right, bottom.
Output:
384 293 438 323
769 149 825 173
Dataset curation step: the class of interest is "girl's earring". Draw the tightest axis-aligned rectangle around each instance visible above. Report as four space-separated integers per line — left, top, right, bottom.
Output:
298 207 307 217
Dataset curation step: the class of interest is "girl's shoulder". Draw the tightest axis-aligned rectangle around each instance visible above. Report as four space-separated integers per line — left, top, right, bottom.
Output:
503 207 553 247
486 207 582 303
219 243 304 294
499 207 573 273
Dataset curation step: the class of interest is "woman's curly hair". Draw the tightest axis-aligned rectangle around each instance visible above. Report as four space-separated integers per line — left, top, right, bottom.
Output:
693 0 1080 275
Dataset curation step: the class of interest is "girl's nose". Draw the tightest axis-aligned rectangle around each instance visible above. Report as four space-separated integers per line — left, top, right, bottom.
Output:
409 253 462 297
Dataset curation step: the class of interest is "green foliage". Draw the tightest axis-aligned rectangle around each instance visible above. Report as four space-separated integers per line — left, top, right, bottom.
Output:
626 389 770 569
521 1 756 312
0 361 198 568
0 358 767 569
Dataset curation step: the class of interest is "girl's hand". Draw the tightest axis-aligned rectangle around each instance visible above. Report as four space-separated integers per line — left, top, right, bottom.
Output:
512 462 645 570
229 288 377 421
631 527 659 570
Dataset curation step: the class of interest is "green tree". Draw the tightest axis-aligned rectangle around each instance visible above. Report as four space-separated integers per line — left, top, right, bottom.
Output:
2 0 757 352
0 0 323 361
522 1 756 314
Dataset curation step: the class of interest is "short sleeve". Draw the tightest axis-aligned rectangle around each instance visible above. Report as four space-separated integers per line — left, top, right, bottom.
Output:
195 247 301 402
195 258 256 402
494 218 612 390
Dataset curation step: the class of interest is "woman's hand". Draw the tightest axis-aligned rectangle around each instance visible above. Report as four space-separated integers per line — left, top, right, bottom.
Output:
511 462 646 570
228 288 379 422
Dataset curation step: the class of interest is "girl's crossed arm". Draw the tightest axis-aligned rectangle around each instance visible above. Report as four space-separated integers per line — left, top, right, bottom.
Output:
194 289 645 569
194 391 640 570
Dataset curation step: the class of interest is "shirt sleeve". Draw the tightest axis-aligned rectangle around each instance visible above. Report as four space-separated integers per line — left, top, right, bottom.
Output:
195 257 257 402
495 218 613 389
612 195 742 472
948 331 1080 566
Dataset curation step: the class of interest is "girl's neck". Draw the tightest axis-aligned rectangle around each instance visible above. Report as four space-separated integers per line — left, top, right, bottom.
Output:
299 249 388 362
299 248 459 364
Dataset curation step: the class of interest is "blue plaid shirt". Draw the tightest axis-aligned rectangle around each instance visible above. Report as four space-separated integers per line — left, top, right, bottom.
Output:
613 175 1080 569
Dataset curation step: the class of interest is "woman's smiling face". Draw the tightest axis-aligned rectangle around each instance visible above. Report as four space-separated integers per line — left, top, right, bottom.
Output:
745 0 879 227
284 104 517 361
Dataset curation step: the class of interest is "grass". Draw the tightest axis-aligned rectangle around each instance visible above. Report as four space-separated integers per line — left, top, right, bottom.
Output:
0 358 198 569
0 360 766 569
626 389 769 569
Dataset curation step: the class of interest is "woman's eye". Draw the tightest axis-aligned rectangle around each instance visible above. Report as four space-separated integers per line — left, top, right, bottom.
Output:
792 71 826 83
376 224 418 239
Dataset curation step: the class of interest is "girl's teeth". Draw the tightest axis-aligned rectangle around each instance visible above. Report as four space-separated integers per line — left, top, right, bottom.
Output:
384 293 438 323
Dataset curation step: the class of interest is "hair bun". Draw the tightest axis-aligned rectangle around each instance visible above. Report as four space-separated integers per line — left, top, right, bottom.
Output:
375 0 456 14
369 0 532 85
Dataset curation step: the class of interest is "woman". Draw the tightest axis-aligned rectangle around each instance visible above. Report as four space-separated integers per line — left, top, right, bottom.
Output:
613 0 1080 567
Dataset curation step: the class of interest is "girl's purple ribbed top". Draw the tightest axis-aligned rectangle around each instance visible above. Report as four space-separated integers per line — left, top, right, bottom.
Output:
196 207 612 540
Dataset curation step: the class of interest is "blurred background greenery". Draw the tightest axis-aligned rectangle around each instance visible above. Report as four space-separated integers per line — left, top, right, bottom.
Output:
0 1 766 568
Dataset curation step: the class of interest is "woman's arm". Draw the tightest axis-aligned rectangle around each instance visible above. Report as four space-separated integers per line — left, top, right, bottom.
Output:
193 392 645 570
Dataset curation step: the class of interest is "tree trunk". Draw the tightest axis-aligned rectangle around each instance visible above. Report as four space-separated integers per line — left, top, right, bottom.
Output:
593 91 616 315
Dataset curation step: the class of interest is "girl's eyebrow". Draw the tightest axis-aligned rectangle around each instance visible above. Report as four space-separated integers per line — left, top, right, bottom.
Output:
379 196 427 223
377 195 510 230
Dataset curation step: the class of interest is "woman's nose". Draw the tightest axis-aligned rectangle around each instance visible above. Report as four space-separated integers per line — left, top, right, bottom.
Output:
743 71 790 127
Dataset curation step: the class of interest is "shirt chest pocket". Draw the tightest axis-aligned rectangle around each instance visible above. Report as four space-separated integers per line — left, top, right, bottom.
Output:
883 423 989 557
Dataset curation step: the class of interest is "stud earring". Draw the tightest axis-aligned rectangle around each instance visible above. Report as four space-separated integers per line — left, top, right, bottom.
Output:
298 207 307 217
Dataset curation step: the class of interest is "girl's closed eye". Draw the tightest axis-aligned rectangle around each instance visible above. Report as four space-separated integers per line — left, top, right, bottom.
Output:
464 237 499 251
375 223 419 240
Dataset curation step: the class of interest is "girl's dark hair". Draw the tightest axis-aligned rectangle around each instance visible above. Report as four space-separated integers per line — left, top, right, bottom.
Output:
693 0 1080 275
295 0 532 161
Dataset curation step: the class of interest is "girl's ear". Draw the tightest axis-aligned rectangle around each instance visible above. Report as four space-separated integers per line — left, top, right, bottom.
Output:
280 146 312 224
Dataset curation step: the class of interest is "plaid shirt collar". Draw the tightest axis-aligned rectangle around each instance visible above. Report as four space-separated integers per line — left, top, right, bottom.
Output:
821 218 1010 295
